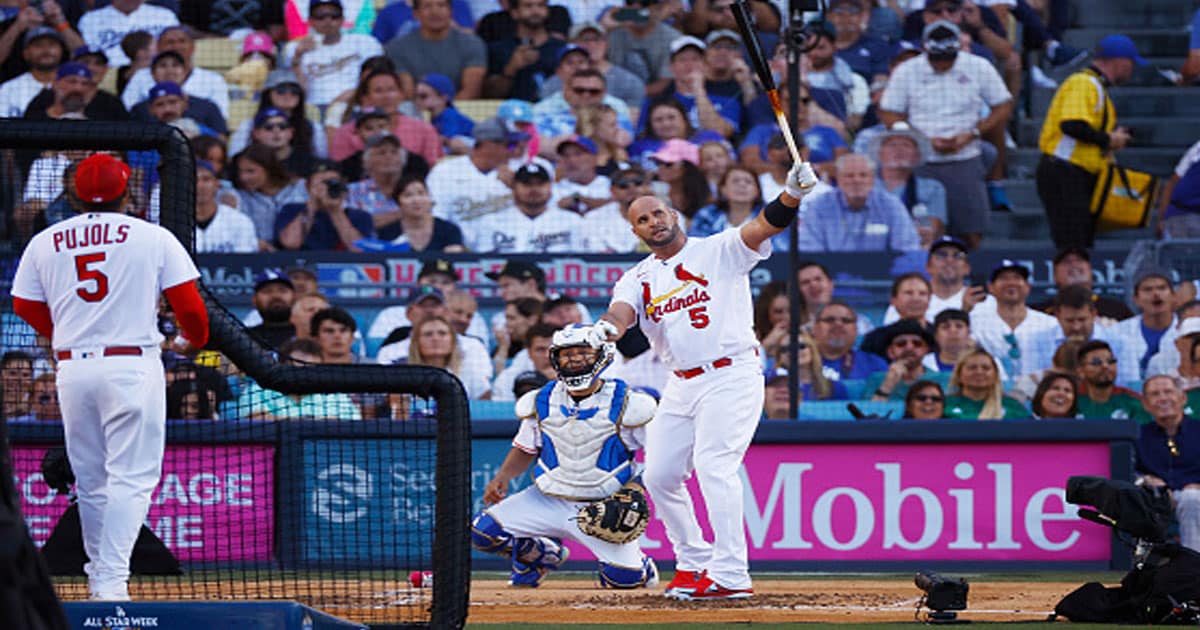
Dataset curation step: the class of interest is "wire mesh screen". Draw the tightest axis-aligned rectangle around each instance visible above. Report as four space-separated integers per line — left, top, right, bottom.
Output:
0 120 470 628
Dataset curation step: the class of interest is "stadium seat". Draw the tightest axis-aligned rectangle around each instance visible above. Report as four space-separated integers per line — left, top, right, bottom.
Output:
471 400 515 419
455 99 503 123
194 37 242 72
228 99 259 133
796 400 904 421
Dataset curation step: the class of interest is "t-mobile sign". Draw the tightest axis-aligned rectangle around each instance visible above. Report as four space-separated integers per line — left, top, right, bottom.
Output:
568 442 1111 563
12 444 275 563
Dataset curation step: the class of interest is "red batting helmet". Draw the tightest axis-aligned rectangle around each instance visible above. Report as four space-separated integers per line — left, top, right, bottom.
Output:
75 154 131 204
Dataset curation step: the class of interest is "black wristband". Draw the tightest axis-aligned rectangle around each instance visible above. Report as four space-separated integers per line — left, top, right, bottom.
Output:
763 197 797 228
875 388 891 398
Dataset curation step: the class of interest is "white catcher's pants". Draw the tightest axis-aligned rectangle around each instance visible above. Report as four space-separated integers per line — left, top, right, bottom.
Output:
56 351 166 595
487 485 646 568
643 352 762 590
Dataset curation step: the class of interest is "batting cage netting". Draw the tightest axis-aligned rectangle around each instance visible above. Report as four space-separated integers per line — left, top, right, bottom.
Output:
0 120 471 628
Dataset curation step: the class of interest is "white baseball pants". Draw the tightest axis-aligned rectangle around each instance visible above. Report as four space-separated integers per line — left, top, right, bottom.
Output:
487 485 646 568
643 354 762 590
56 352 166 596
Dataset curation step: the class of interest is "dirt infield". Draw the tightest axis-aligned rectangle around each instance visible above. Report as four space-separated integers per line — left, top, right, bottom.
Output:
469 577 1078 625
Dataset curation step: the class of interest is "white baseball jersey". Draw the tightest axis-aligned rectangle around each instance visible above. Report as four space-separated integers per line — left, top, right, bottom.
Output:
11 212 199 350
0 72 52 118
282 34 384 106
77 4 180 66
426 155 514 227
196 205 259 253
467 205 586 253
611 228 768 371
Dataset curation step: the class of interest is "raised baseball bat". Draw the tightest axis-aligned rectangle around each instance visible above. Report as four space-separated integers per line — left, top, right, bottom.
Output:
730 0 803 166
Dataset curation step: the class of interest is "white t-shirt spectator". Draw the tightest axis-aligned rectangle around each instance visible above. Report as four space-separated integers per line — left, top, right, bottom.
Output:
467 205 587 253
376 334 494 398
122 66 232 119
0 73 52 118
283 34 384 106
78 4 180 66
23 154 71 203
426 154 514 236
582 202 640 253
879 52 1011 163
550 175 612 209
196 205 259 253
366 305 490 349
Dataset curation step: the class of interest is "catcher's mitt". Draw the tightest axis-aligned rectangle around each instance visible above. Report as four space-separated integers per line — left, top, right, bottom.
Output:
576 486 650 544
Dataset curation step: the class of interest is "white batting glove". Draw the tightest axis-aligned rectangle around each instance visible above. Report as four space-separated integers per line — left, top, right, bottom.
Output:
785 162 819 200
590 320 620 347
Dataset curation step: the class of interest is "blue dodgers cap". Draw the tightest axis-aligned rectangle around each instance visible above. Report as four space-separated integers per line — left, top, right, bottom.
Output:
556 135 597 155
420 73 455 100
1095 34 1147 66
56 62 92 81
254 268 294 291
764 367 788 385
148 81 183 101
556 44 589 67
254 106 289 127
407 285 446 306
928 235 968 256
990 259 1030 282
195 159 218 175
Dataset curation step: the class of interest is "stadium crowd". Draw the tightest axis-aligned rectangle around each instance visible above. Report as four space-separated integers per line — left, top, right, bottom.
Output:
2 0 1200 550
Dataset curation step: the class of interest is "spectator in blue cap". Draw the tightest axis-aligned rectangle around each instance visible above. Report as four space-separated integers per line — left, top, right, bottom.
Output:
251 106 316 178
125 49 226 133
145 80 219 139
1182 7 1200 85
1036 33 1144 250
24 62 92 120
247 268 298 348
120 27 231 121
73 45 109 86
552 134 611 213
415 73 475 155
0 27 68 118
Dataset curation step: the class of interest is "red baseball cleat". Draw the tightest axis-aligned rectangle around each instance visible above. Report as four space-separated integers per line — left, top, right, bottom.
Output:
663 569 704 598
674 574 753 600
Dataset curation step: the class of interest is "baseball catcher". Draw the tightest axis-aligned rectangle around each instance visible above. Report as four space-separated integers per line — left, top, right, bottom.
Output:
471 325 659 588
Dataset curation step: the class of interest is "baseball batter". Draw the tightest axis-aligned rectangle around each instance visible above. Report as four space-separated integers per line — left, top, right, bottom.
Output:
590 161 817 599
11 154 210 601
471 326 659 589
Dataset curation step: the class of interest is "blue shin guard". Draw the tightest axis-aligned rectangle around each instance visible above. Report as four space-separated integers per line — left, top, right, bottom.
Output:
598 557 658 589
470 512 513 556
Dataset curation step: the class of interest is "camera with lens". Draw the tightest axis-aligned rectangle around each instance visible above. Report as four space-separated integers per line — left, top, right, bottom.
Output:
914 570 969 624
325 178 347 199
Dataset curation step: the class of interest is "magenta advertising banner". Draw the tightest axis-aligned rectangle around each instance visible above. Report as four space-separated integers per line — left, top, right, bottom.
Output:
564 442 1112 563
12 445 275 562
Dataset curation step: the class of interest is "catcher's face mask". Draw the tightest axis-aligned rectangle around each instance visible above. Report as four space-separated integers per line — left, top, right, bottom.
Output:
549 326 615 393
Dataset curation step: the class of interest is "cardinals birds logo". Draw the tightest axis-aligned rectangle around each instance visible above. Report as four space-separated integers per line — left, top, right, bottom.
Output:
643 264 709 320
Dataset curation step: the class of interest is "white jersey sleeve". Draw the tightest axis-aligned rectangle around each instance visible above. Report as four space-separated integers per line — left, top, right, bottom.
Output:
610 261 646 312
512 390 541 453
711 226 771 274
157 225 201 290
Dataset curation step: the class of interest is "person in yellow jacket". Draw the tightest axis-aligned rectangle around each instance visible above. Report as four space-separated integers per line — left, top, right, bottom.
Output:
1036 34 1145 250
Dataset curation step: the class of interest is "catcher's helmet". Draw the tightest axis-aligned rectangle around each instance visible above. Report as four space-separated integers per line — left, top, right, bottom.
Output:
549 324 614 393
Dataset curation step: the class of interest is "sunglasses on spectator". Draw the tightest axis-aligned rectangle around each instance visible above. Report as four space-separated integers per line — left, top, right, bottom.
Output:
1084 357 1118 367
312 12 342 20
912 394 944 403
615 177 646 188
818 316 855 325
572 86 604 96
259 122 290 131
272 84 302 95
